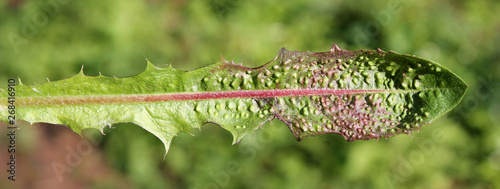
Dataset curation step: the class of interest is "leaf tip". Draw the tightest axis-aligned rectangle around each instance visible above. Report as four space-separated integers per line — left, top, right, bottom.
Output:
17 77 23 85
275 47 292 61
78 65 85 75
377 48 384 54
145 58 162 71
218 53 230 64
330 43 342 52
230 132 245 145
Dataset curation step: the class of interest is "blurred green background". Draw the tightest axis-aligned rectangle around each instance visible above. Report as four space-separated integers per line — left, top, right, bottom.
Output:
1 0 499 188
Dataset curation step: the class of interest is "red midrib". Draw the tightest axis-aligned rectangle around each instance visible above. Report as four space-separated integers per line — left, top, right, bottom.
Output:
20 89 387 106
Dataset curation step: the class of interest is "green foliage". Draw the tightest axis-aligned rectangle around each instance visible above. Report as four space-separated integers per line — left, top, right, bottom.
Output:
1 0 499 188
0 45 466 154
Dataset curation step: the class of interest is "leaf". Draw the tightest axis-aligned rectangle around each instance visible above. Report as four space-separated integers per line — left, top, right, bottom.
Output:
0 44 467 155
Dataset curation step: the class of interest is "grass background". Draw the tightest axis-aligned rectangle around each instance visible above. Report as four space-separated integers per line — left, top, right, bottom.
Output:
1 0 499 188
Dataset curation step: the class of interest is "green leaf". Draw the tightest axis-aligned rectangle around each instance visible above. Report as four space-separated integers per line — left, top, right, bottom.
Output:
0 44 467 154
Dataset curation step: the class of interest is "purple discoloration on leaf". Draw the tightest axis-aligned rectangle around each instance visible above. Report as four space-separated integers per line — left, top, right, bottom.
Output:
262 45 467 141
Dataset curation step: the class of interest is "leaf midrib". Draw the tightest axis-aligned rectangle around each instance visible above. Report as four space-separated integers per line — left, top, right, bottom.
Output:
12 87 460 107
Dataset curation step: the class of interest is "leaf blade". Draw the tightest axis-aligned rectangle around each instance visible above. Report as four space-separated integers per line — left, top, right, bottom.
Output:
0 44 467 154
